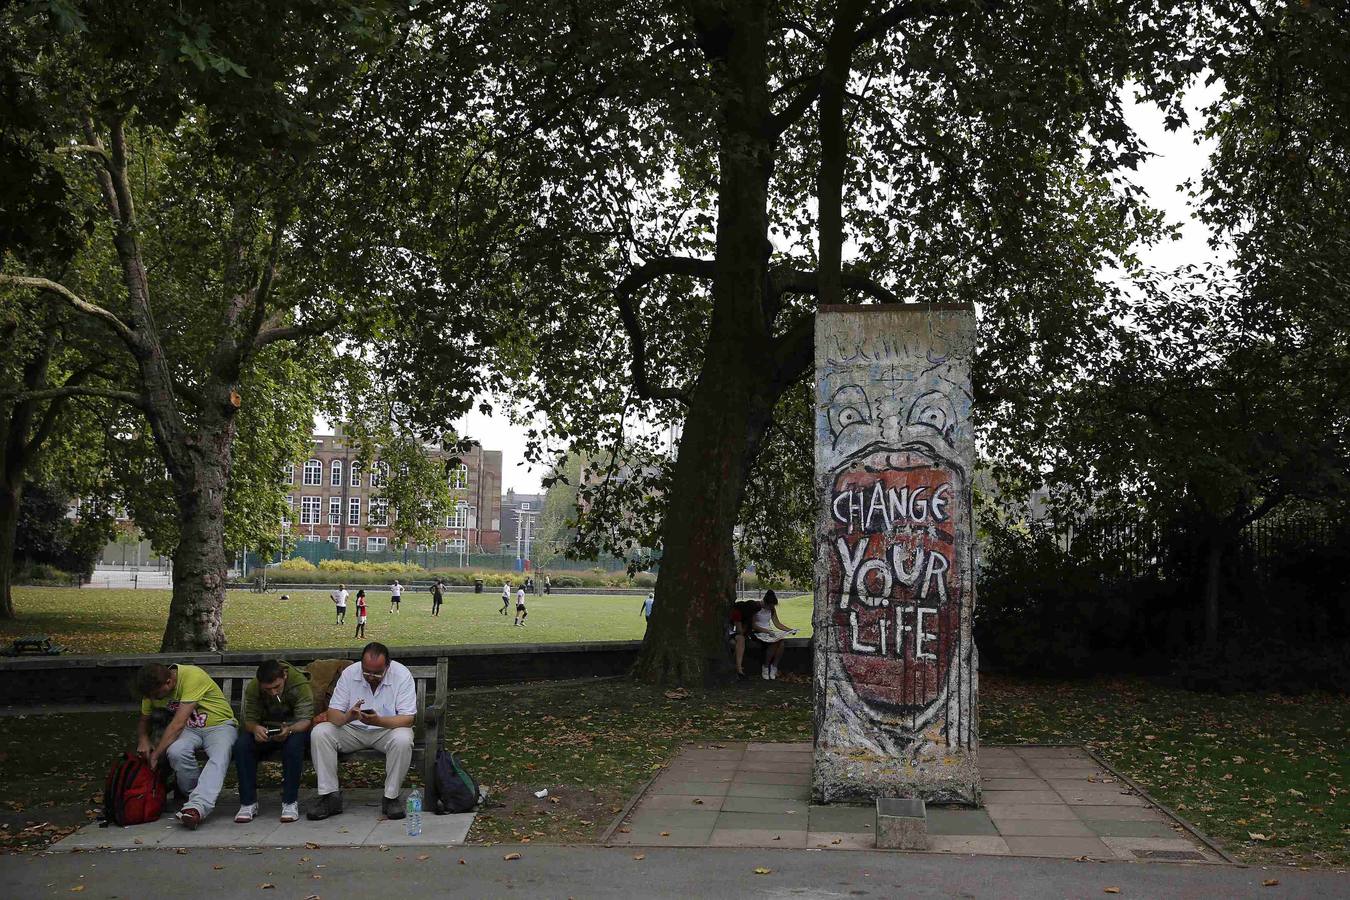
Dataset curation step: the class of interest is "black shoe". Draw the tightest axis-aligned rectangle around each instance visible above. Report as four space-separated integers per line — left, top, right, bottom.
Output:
306 792 343 821
382 795 405 819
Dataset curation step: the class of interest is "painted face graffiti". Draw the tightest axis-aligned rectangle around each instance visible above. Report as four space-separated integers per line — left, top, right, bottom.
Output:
825 452 963 715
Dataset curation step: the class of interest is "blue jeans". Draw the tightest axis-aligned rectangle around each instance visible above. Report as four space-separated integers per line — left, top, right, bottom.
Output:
234 728 309 805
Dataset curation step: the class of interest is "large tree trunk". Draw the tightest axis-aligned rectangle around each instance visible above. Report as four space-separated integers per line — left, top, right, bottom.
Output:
634 0 777 685
0 475 22 620
1201 532 1223 654
159 421 235 652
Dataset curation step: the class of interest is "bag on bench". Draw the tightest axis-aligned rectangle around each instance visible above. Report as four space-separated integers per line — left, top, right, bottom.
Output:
102 752 166 826
430 750 480 814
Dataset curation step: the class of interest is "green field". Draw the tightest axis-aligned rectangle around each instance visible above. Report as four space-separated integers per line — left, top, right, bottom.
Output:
0 587 815 654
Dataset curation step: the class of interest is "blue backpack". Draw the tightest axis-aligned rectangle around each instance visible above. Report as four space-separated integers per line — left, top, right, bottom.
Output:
431 750 479 814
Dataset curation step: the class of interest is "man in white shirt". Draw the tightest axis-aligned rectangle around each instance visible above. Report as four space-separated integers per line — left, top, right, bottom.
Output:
500 582 511 616
306 642 416 820
389 579 402 613
514 586 527 626
331 584 348 625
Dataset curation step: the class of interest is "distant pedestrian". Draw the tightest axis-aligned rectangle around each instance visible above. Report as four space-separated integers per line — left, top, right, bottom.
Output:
431 579 444 617
354 590 368 639
543 575 551 595
514 586 527 626
500 581 511 616
331 584 348 625
389 580 402 613
641 592 654 633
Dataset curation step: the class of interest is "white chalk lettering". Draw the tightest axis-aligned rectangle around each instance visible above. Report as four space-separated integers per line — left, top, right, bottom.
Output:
835 536 869 609
916 607 938 659
833 490 864 529
866 482 890 531
891 544 925 588
849 609 878 654
831 482 953 533
856 558 892 608
919 549 949 602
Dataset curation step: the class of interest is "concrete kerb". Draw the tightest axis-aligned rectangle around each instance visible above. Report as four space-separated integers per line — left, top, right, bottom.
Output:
1083 746 1242 866
600 769 664 845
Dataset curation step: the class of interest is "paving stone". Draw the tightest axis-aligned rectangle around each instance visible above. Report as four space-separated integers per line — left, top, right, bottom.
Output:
719 796 807 815
926 835 1011 855
648 781 732 797
709 828 807 848
748 751 815 764
746 741 811 753
688 742 747 751
980 790 1063 804
638 794 726 812
679 750 744 761
366 813 473 846
1015 748 1091 759
715 811 807 832
611 827 715 847
925 808 999 836
1100 836 1217 862
984 803 1080 821
980 767 1039 779
993 818 1095 837
658 770 735 783
1080 819 1181 838
807 804 875 833
1002 836 1115 859
732 770 812 785
1070 805 1167 822
739 760 814 774
250 813 379 847
625 810 721 831
1059 792 1149 807
726 781 812 800
980 778 1049 791
807 830 876 850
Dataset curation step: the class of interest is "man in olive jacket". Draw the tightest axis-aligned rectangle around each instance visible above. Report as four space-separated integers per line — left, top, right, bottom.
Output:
233 660 314 824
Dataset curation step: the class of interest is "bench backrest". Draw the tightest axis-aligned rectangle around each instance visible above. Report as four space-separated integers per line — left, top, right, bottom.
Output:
199 663 442 735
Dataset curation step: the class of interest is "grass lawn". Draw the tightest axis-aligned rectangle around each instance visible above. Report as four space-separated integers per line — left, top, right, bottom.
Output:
0 587 815 654
1 674 1344 867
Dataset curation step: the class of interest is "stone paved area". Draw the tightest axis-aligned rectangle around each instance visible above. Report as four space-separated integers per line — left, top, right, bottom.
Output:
607 742 1224 863
52 789 473 851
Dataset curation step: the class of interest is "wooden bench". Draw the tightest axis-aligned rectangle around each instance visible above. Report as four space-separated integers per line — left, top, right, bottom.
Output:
199 658 449 790
7 635 65 656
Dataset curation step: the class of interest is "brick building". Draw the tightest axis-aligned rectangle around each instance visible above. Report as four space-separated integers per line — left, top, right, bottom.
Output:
283 430 502 553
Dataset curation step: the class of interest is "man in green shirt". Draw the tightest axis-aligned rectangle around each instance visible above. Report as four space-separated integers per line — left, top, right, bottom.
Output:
135 663 238 829
233 660 314 824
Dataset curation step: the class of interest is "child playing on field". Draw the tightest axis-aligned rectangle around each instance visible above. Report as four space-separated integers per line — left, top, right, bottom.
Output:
354 589 368 638
514 586 528 626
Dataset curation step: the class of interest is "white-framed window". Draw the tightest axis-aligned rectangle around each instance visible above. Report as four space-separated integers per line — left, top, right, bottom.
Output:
416 543 428 553
369 499 389 527
348 496 361 526
327 527 339 543
303 459 323 486
328 496 342 525
300 495 322 525
521 502 531 511
446 503 469 529
331 459 343 487
303 532 320 542
346 536 359 551
446 537 467 553
369 460 388 488
449 463 469 490
350 461 362 488
282 495 294 526
282 464 295 485
366 536 386 552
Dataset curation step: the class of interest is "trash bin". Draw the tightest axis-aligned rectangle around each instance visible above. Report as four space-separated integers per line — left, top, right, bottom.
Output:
474 579 484 594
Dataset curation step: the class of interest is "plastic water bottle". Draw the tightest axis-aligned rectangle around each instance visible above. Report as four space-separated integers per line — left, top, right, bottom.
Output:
406 788 422 837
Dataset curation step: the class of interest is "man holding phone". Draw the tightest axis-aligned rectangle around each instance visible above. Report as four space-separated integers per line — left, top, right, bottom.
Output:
234 660 314 824
307 642 416 821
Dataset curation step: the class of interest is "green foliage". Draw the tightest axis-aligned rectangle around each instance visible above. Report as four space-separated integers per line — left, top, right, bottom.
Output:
13 482 109 578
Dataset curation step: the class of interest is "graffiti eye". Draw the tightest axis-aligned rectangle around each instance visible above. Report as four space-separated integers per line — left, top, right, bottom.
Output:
829 385 871 440
916 406 947 431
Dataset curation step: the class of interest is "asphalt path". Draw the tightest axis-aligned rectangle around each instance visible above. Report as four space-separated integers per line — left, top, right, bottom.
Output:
3 844 1344 899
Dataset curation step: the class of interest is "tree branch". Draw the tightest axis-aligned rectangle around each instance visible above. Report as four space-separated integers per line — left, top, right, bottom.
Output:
769 266 904 305
614 256 716 403
0 275 141 349
251 314 343 353
0 384 146 411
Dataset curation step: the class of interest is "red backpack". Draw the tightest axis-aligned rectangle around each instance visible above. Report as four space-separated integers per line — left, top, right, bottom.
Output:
102 752 167 826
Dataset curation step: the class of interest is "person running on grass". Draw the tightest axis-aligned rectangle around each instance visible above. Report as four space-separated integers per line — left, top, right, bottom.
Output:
514 585 527 626
354 590 368 639
500 581 511 616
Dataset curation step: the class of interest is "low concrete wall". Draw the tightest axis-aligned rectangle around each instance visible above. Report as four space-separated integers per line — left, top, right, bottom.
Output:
0 638 813 706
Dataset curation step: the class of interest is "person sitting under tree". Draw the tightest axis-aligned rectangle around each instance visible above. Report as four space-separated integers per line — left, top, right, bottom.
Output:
751 590 796 680
233 660 313 825
135 662 238 829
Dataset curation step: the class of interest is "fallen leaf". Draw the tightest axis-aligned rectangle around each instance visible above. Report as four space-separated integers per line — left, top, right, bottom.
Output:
175 848 189 855
212 865 224 871
633 853 646 860
417 854 429 861
305 841 320 849
660 831 670 837
664 688 689 700
260 885 275 891
1263 879 1280 887
503 852 521 861
69 888 85 894
459 859 466 865
1249 833 1272 842
754 867 772 875
1104 890 1120 895
831 838 842 845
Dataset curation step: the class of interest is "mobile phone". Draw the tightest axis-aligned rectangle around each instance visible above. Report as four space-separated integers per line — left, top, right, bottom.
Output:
266 727 283 737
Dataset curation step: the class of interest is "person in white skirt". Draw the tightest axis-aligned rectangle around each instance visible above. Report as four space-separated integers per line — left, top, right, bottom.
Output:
752 591 796 680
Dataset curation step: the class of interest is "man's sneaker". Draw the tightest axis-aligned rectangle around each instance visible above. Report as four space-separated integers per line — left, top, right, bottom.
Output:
382 795 406 819
176 807 202 830
761 666 770 680
769 664 778 680
280 802 300 823
234 802 259 823
306 792 343 821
